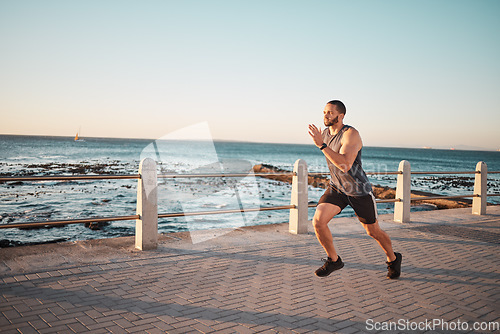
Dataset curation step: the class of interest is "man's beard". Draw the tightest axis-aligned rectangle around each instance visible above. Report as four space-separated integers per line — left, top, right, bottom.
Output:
324 115 339 127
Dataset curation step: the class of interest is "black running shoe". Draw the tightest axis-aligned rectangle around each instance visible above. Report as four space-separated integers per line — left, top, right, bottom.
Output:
315 256 344 277
386 252 402 279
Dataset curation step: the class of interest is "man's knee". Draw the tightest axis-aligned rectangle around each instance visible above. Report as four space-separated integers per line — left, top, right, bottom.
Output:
312 215 328 229
364 222 382 239
312 204 341 229
365 228 377 239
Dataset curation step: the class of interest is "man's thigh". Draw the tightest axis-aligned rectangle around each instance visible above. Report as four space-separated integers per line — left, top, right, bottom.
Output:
349 193 378 225
313 203 342 225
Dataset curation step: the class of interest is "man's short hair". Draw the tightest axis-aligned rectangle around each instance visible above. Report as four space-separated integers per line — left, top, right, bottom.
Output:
327 100 346 115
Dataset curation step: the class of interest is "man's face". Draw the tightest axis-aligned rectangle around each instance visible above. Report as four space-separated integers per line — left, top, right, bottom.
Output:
323 104 341 127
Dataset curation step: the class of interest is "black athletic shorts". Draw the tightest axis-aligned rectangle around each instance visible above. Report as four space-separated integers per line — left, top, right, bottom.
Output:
318 185 378 224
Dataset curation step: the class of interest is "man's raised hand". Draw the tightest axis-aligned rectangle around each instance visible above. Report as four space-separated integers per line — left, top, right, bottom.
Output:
308 124 323 148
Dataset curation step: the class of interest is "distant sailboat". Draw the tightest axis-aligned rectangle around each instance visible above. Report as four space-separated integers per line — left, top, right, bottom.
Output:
74 128 85 142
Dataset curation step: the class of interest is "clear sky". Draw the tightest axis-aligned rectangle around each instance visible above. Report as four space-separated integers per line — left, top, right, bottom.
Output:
1 0 499 150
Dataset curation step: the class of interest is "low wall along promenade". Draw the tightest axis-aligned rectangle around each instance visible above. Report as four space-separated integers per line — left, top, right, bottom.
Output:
0 159 498 251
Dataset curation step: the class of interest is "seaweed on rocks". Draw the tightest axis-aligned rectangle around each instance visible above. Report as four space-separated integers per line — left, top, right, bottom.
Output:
1 161 132 178
84 221 110 230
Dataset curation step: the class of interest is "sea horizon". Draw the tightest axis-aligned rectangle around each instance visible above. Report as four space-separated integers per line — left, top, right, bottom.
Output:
1 133 498 152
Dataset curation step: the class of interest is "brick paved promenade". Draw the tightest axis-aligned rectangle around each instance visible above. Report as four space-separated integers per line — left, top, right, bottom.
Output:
1 207 499 333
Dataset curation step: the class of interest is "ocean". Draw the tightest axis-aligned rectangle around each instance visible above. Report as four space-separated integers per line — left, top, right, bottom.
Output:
1 134 499 247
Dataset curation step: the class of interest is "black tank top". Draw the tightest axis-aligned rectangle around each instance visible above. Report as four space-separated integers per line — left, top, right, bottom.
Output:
321 125 372 196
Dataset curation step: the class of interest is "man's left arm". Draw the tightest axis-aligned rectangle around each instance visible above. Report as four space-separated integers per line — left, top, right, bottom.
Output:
334 128 362 173
308 124 362 173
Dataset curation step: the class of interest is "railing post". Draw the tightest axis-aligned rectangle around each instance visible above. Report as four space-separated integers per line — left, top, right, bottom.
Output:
472 161 487 215
394 160 411 223
289 159 308 234
136 158 158 250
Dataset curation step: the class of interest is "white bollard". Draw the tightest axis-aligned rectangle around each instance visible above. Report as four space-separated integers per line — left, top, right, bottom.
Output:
289 159 308 234
136 158 158 250
472 161 487 215
394 160 411 223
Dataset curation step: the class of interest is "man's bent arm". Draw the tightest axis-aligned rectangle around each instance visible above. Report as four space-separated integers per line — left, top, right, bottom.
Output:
322 129 362 173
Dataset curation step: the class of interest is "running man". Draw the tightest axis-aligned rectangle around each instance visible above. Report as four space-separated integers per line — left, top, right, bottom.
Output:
308 100 402 279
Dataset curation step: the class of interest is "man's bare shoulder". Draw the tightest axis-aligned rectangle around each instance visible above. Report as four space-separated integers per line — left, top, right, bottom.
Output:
344 126 361 139
341 126 363 148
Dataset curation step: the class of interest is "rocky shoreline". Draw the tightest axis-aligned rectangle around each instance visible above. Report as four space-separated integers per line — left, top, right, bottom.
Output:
253 164 472 209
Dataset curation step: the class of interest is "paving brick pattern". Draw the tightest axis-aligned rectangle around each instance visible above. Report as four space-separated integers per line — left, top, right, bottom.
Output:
1 207 499 333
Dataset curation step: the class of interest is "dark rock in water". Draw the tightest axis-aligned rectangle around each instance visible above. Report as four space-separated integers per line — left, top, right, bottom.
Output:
0 239 14 248
70 166 87 174
0 238 68 248
372 185 396 199
18 223 68 230
8 181 24 186
85 221 110 230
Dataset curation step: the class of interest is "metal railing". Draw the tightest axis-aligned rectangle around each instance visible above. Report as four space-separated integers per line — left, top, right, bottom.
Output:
1 159 498 249
397 169 500 203
158 205 296 219
0 174 140 182
308 169 500 205
0 215 141 230
0 172 296 230
155 171 298 220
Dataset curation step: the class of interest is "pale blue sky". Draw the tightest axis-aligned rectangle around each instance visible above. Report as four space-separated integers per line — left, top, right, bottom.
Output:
1 0 499 150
